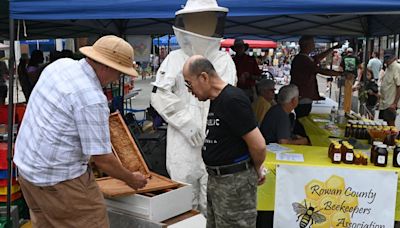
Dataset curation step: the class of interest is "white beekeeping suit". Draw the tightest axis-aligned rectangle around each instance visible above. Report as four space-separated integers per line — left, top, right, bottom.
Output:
150 0 237 215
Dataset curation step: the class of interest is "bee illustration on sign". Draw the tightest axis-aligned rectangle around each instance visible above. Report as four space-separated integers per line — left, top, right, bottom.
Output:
292 200 326 228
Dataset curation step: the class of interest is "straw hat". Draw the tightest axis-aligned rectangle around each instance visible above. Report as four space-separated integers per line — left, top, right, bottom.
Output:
80 35 138 76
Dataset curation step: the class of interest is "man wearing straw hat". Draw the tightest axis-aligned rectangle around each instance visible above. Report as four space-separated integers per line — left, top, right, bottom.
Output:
14 35 147 227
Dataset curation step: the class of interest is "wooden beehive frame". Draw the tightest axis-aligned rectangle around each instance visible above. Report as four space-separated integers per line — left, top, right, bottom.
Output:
96 111 179 197
97 173 180 198
109 112 150 176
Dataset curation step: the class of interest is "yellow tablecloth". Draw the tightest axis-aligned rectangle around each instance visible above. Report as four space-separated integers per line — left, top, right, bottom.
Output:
298 114 344 147
257 144 400 221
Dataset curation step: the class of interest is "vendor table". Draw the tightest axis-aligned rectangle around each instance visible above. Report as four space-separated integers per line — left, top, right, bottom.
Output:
298 114 346 147
256 144 400 221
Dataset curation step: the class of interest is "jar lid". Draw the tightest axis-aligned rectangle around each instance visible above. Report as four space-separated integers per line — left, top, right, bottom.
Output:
362 154 368 158
377 144 388 149
346 145 354 149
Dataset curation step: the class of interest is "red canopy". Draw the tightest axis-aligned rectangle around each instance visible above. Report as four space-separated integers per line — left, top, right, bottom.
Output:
220 39 277 49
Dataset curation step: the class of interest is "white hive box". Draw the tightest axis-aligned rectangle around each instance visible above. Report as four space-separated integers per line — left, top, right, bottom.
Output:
105 183 192 222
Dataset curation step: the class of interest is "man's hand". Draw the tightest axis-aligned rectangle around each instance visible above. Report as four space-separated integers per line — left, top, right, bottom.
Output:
125 172 148 190
332 41 345 49
257 166 267 186
389 103 397 112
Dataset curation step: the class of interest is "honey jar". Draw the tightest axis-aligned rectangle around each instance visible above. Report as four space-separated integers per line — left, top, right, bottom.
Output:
370 141 383 164
393 142 400 167
375 144 388 167
343 144 354 164
331 144 342 164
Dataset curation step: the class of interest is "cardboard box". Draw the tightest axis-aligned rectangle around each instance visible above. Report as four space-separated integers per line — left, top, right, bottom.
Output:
105 183 192 222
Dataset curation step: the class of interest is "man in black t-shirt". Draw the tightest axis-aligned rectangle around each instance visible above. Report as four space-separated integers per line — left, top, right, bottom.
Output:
260 84 309 145
340 47 360 77
182 55 266 228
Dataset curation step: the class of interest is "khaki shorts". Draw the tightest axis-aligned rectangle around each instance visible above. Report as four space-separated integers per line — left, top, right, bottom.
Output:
19 170 109 228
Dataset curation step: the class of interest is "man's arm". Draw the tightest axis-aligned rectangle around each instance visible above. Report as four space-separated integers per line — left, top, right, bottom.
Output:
242 128 266 185
316 68 343 77
278 137 309 145
92 154 147 190
390 86 400 111
314 43 341 62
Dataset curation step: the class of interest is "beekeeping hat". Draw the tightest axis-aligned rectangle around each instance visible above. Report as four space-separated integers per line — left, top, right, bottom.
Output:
175 0 228 15
80 35 138 77
174 0 228 38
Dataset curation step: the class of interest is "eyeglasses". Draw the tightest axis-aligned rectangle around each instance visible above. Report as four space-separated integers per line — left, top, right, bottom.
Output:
184 80 193 91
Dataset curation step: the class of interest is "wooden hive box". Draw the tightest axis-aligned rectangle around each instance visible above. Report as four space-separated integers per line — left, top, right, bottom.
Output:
96 112 179 198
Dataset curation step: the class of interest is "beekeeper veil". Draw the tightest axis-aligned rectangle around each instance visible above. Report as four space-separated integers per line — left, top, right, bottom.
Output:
173 0 228 58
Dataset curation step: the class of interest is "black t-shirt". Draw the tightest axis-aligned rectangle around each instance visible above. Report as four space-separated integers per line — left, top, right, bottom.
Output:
202 85 257 166
366 80 378 106
260 105 292 143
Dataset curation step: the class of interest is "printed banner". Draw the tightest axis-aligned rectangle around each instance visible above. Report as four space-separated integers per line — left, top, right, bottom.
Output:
274 164 398 228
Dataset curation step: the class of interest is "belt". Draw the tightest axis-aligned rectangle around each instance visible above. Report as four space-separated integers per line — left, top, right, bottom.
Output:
206 159 252 176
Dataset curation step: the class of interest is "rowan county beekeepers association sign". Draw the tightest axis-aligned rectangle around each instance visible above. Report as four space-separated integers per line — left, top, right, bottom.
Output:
274 164 398 228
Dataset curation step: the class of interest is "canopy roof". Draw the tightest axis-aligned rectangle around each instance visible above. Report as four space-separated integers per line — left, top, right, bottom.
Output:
1 0 400 40
9 0 400 20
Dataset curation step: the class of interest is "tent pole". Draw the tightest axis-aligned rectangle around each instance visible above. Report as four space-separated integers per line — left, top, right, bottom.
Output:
396 34 399 58
6 17 16 224
378 37 381 59
167 35 170 54
363 37 370 84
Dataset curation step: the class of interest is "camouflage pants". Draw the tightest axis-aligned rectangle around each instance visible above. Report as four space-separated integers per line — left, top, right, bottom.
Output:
206 167 258 228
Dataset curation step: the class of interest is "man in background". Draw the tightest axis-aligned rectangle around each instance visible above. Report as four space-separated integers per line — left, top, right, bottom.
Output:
252 78 276 125
379 49 400 126
290 36 342 138
260 84 309 145
367 51 382 81
232 39 262 102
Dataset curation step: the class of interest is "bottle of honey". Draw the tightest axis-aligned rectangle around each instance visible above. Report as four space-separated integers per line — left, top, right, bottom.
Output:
354 152 361 165
328 142 335 159
343 144 354 164
393 141 400 167
361 153 368 165
331 144 342 164
370 141 383 163
375 144 388 167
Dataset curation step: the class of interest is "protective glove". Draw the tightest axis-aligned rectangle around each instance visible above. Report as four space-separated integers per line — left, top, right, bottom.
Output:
189 128 206 148
180 120 206 148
